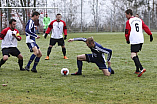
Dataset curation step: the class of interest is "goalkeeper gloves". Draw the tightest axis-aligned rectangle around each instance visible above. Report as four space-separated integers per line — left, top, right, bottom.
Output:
64 35 67 40
150 35 153 42
44 33 48 39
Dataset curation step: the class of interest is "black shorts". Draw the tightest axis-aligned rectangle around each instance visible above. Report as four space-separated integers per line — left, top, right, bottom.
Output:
131 43 143 52
49 38 65 46
2 47 21 57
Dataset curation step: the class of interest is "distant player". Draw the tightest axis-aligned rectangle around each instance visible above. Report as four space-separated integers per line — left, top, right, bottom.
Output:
125 9 153 77
68 37 114 76
0 19 25 71
43 14 50 35
44 13 68 60
25 11 42 73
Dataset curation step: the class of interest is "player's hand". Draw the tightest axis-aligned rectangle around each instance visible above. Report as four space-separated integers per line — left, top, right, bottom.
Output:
64 35 67 40
68 39 74 42
37 36 40 39
44 33 48 39
126 41 130 44
150 35 153 42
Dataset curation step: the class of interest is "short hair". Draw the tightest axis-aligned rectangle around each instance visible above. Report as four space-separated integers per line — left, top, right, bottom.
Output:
32 11 40 17
9 19 16 24
86 37 94 44
46 14 48 15
125 9 133 16
56 13 61 16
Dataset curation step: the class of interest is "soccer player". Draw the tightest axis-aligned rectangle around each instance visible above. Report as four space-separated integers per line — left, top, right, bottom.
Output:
0 19 25 71
25 11 42 73
43 14 50 35
44 13 68 60
125 9 153 77
68 37 114 76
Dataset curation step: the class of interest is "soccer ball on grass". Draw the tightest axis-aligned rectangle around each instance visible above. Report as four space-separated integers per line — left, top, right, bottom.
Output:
61 68 69 75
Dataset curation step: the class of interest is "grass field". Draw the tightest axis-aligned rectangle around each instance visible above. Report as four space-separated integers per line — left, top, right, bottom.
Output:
0 32 156 104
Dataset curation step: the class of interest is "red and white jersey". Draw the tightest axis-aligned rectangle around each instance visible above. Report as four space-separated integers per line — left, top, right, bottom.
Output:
125 17 152 44
45 20 67 39
0 27 21 49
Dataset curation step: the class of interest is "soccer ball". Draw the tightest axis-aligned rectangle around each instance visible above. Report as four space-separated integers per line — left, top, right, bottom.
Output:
61 68 69 75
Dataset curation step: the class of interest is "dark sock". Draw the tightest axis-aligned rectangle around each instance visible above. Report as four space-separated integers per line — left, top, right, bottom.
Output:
133 56 143 71
18 59 23 70
47 47 52 56
44 29 45 33
0 59 6 67
33 57 40 69
27 54 36 67
77 60 83 73
62 48 66 56
108 67 111 73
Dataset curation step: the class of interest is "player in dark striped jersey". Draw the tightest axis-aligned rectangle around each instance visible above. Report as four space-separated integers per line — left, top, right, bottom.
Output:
25 11 42 73
68 37 114 76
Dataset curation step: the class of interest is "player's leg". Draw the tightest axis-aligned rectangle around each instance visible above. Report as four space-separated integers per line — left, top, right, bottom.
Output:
58 38 68 59
32 49 42 73
0 48 9 67
71 54 86 75
61 45 68 59
25 43 37 71
17 54 25 71
45 38 56 60
102 69 111 76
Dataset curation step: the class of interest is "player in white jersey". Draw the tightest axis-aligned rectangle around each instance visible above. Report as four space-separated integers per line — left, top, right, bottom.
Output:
0 19 25 71
44 14 68 60
125 9 153 77
25 12 42 73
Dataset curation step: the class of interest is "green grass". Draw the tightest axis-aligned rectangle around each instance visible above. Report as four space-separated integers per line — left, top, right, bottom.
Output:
0 32 157 104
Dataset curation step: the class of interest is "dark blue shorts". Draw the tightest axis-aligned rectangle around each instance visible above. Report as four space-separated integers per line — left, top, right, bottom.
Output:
85 54 107 69
27 42 39 52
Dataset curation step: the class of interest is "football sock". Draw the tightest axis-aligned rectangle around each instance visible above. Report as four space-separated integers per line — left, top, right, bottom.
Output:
43 29 45 33
133 56 143 71
62 48 66 56
108 67 111 73
18 59 23 70
77 60 83 73
47 47 52 56
0 59 6 67
27 54 36 67
33 57 40 69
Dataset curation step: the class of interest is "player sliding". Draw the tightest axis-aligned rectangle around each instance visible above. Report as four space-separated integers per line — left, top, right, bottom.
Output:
25 12 42 73
68 37 114 76
125 9 153 77
0 19 25 71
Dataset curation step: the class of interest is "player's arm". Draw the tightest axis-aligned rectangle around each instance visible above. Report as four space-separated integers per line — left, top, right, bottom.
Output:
25 21 38 38
142 20 153 42
63 21 67 40
125 20 131 44
96 44 112 62
0 29 7 40
12 30 21 41
68 38 87 42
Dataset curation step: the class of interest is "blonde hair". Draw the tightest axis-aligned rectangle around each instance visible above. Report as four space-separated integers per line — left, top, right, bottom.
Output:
86 37 94 44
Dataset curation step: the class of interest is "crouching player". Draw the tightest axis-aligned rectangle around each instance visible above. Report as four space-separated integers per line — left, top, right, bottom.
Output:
0 19 25 71
68 37 114 76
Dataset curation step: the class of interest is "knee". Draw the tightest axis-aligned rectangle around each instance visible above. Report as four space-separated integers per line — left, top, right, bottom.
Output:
3 56 8 61
104 73 111 76
18 54 23 60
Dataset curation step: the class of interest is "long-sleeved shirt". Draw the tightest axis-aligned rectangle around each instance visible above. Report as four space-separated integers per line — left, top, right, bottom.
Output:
46 20 67 39
73 38 112 62
25 19 38 43
125 17 152 44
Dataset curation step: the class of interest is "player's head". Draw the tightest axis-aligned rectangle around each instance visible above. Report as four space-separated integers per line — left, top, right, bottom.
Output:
9 19 16 30
46 14 48 17
86 37 95 48
135 14 139 18
56 13 62 22
125 9 133 19
32 11 40 20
